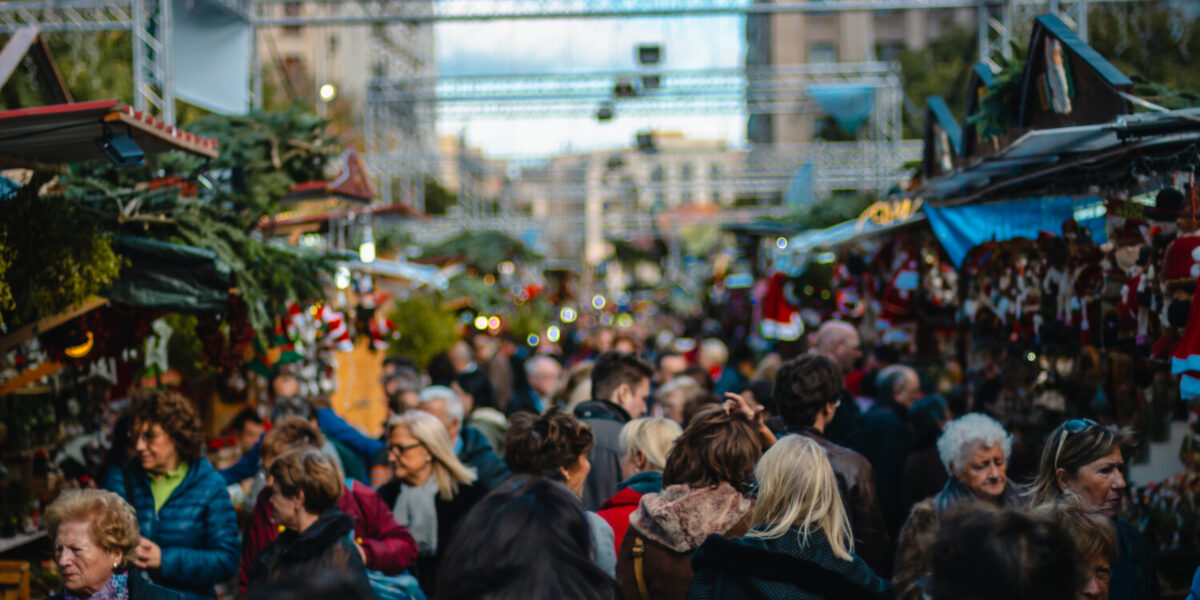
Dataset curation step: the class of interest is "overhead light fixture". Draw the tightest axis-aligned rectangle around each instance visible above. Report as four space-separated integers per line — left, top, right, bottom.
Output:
640 74 661 90
319 83 338 102
95 123 145 167
613 77 637 98
596 102 614 122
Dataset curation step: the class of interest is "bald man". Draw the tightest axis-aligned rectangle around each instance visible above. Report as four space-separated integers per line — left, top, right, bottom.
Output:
811 321 866 452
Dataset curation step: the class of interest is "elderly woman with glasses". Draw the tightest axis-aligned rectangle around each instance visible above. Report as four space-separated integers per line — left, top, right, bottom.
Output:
1030 418 1160 600
376 410 485 596
893 413 1023 599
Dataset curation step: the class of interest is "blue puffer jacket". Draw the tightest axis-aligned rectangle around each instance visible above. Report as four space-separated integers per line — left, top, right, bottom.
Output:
104 458 239 600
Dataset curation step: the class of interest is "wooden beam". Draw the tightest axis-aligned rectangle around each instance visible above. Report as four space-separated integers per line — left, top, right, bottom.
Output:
0 296 108 354
31 32 73 104
0 360 63 398
0 26 38 90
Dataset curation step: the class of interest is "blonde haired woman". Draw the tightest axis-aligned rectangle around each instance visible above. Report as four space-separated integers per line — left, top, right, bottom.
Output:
597 417 683 550
688 435 892 600
377 410 484 595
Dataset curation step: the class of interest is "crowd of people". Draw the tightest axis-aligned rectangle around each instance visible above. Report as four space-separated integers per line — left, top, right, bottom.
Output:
43 320 1200 600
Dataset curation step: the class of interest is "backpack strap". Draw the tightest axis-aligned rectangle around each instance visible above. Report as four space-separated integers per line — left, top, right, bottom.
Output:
632 536 651 600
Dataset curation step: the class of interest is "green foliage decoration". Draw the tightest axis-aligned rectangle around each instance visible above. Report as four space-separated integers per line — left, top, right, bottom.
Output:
386 294 461 369
0 182 124 329
420 230 540 274
966 51 1026 141
897 27 978 139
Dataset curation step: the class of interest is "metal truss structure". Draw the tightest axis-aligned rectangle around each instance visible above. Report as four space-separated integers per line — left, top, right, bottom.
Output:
0 0 1140 256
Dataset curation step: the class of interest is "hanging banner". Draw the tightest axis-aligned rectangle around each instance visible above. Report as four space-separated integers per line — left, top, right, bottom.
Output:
925 196 1108 267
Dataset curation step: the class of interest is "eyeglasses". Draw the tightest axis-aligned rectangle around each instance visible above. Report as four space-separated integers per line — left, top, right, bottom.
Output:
1053 418 1099 470
388 442 422 455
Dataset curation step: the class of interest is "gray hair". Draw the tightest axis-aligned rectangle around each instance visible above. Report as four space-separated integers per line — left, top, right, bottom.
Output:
937 413 1013 474
524 355 561 377
655 376 701 402
418 385 463 422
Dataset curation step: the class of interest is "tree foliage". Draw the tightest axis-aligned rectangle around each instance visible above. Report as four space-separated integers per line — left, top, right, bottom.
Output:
386 294 461 369
897 27 978 139
420 230 539 274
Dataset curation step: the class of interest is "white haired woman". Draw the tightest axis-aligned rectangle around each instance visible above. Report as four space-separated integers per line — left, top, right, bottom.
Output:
688 434 891 599
376 410 484 596
46 489 183 600
893 413 1023 600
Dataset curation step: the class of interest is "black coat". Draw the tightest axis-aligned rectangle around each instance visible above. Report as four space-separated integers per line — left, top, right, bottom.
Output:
1111 518 1161 600
688 528 892 600
458 424 512 491
377 477 487 594
860 399 912 535
247 508 369 592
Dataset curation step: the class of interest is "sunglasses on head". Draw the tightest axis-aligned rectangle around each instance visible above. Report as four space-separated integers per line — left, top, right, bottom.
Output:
1053 418 1100 470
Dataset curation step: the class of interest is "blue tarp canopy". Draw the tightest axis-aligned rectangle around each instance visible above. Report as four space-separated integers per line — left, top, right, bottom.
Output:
808 84 875 133
925 196 1107 267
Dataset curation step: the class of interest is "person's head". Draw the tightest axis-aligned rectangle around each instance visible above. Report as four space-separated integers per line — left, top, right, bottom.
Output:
1030 419 1128 517
697 338 729 371
447 341 474 373
46 489 140 596
654 376 702 425
740 378 776 416
865 343 899 372
591 351 653 419
384 367 422 415
748 435 854 560
910 395 951 446
436 476 617 600
612 335 639 354
417 385 464 442
662 404 761 492
811 321 862 372
427 351 457 387
593 328 615 354
929 505 1084 600
655 352 688 384
682 364 716 392
382 355 417 379
774 353 843 432
267 448 343 531
270 371 301 401
680 390 723 428
387 410 477 500
127 390 204 474
876 364 921 408
505 409 594 497
618 417 683 481
228 407 266 454
454 369 496 412
471 334 499 362
551 360 594 410
1029 498 1117 600
272 396 316 423
937 413 1013 501
525 355 564 398
260 416 324 466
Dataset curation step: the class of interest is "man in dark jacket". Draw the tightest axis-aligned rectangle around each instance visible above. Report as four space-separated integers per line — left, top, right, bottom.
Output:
774 353 891 575
575 350 654 511
810 321 867 453
862 364 921 537
506 355 562 416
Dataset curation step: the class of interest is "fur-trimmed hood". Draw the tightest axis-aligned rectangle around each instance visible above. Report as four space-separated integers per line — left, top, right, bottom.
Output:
629 482 753 553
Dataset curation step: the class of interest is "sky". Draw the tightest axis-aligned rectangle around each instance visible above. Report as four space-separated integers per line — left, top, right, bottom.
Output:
434 16 747 158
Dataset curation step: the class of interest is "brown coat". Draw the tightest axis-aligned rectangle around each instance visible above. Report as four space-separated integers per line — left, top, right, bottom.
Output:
615 483 754 600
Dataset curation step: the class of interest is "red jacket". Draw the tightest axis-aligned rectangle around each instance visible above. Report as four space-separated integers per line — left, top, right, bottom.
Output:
238 479 418 592
596 487 644 552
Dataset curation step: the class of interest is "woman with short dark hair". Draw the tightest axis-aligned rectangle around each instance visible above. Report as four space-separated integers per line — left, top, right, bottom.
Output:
103 391 238 600
437 476 617 600
505 408 617 576
615 404 762 600
248 449 369 591
1029 419 1160 600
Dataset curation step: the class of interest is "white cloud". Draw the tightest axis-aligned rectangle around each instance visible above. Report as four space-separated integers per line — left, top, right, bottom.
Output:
434 16 747 155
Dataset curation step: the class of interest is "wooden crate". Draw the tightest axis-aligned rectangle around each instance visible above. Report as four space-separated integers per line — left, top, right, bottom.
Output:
0 561 30 600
